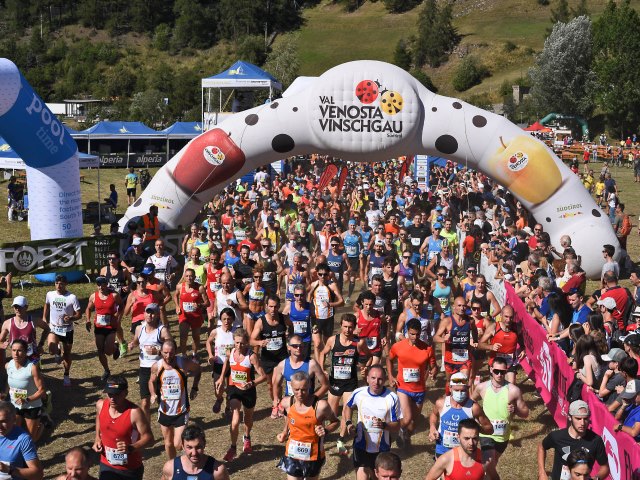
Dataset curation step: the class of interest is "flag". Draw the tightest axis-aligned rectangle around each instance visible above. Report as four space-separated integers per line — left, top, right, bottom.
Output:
318 163 339 191
337 165 348 196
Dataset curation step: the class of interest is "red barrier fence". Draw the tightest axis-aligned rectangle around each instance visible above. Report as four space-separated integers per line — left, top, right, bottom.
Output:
505 283 640 480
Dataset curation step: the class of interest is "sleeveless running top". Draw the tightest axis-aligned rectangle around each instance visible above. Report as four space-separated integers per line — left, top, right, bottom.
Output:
286 267 306 302
223 251 240 268
172 456 217 480
157 356 190 416
330 334 359 384
105 267 127 295
131 289 155 326
489 324 519 368
8 317 38 359
94 291 118 329
343 233 361 258
357 310 383 354
480 383 511 443
213 327 234 365
445 316 472 365
99 399 142 471
205 263 223 300
310 284 333 320
444 448 484 480
289 302 312 343
433 281 452 317
138 324 165 368
229 348 255 388
436 396 474 455
178 283 204 323
258 313 288 364
285 397 324 462
327 251 345 285
248 283 266 303
470 291 491 317
282 358 311 397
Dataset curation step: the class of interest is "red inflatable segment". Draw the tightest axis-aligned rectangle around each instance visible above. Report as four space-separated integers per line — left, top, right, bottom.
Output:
173 128 246 194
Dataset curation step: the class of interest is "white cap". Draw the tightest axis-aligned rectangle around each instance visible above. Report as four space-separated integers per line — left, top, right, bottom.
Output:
11 296 28 307
450 372 468 386
132 237 143 246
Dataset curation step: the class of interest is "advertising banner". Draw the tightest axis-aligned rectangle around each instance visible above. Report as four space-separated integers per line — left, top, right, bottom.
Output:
505 283 640 480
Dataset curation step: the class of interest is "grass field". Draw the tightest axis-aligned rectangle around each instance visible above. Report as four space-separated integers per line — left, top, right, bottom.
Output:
2 160 639 479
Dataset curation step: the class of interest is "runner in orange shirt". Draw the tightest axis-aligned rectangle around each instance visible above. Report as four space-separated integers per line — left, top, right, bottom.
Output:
386 318 437 447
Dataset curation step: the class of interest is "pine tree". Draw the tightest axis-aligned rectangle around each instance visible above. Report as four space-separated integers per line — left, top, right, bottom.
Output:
394 38 412 71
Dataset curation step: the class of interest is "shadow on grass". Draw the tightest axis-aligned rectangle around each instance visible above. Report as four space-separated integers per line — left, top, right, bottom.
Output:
226 444 282 474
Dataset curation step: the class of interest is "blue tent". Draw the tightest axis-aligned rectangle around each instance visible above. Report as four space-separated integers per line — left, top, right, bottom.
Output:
80 121 164 138
161 122 203 139
201 61 282 90
427 156 449 168
0 136 99 168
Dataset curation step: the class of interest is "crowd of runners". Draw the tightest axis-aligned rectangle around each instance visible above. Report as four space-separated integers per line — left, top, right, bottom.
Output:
1 152 639 480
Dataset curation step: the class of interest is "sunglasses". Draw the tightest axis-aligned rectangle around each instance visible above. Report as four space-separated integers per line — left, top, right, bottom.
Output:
253 275 262 278
493 369 507 375
450 378 467 385
317 272 328 277
261 245 270 248
402 256 411 259
108 257 118 260
471 307 481 311
331 244 339 247
293 294 304 298
289 344 302 348
437 273 446 276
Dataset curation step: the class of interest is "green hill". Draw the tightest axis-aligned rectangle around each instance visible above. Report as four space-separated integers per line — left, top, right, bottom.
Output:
296 0 640 101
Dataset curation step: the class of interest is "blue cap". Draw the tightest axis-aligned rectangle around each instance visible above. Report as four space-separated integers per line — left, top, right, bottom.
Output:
141 265 155 276
433 222 442 229
228 238 238 246
436 206 443 211
437 216 444 221
348 219 357 225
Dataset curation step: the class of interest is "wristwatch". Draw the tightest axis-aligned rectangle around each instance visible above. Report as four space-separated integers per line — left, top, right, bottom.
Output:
615 423 623 432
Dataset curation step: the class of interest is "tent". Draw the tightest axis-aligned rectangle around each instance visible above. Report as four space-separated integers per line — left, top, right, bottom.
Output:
524 121 552 133
160 122 203 139
80 121 162 138
201 61 283 129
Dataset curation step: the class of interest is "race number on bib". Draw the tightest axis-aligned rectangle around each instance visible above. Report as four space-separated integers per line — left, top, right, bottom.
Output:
411 237 421 246
452 349 469 362
346 245 357 256
96 314 111 326
266 337 283 351
183 302 197 313
443 430 460 448
162 384 181 400
105 447 128 466
142 345 160 361
366 337 378 349
51 324 68 336
231 370 248 385
491 419 508 436
287 440 312 461
333 365 352 380
209 282 222 292
293 322 307 335
9 387 28 403
402 368 420 383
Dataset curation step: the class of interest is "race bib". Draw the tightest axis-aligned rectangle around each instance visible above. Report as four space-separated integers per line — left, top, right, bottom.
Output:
391 299 397 310
443 429 459 448
285 381 293 396
9 387 28 403
266 337 283 351
252 290 265 301
263 272 274 281
52 324 68 336
293 322 307 335
161 383 181 400
209 282 222 292
26 344 34 357
371 267 383 276
346 245 357 256
411 237 421 246
154 272 165 282
333 365 352 380
183 302 197 313
366 337 378 349
452 349 469 362
231 370 248 385
287 440 312 461
142 345 160 361
105 447 128 466
96 314 111 327
288 284 296 294
402 368 420 383
491 419 508 436
363 416 383 433
560 465 571 480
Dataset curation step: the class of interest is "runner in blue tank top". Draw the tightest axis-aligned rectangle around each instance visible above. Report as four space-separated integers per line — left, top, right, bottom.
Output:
357 220 372 284
342 219 363 303
287 284 313 359
327 239 349 294
162 423 229 479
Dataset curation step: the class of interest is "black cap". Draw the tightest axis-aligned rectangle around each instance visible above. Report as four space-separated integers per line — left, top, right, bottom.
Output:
104 376 128 394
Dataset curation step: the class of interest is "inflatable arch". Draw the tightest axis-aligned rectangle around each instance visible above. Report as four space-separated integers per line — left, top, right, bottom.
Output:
120 60 617 278
0 59 83 240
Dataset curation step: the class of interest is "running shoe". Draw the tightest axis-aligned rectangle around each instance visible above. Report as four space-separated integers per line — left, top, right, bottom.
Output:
243 436 253 454
344 297 351 305
100 371 111 382
396 428 406 448
212 399 223 414
112 345 121 360
223 446 236 462
336 440 348 456
54 354 62 365
119 342 128 358
63 375 71 387
42 390 53 415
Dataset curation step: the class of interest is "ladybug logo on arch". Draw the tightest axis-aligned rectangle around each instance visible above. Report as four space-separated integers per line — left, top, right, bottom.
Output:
355 79 404 115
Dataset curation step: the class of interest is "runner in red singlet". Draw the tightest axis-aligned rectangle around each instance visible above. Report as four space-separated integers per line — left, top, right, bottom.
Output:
174 269 209 358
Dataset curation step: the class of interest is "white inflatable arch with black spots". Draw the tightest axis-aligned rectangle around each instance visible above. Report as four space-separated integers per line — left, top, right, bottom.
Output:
120 60 618 278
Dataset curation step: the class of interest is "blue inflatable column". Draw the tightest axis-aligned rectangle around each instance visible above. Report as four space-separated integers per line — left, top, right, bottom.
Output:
0 59 83 240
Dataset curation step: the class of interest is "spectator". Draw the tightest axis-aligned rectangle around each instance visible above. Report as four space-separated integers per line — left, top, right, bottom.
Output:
601 244 619 282
599 348 629 405
599 271 631 332
572 335 606 389
612 379 640 441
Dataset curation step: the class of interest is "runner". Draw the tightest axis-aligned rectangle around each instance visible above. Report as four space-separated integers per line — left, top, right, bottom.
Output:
424 419 486 480
215 328 267 462
374 452 402 480
429 373 492 458
308 262 344 356
128 303 172 421
387 318 437 446
174 269 209 358
206 308 237 415
478 305 526 385
326 236 350 297
161 423 229 480
272 334 329 411
230 244 256 290
318 313 369 456
344 365 401 480
250 295 293 419
146 239 180 287
357 291 387 367
253 238 283 297
43 274 82 387
283 253 310 314
92 376 153 480
341 219 363 303
276 371 340 480
470 356 529 480
465 274 500 320
213 273 248 332
396 290 438 345
243 265 266 336
55 447 97 480
0 296 50 364
287 284 313 360
204 250 230 327
100 251 132 299
123 275 166 334
435 297 479 389
85 276 125 381
0 401 43 479
149 340 201 459
538 400 609 480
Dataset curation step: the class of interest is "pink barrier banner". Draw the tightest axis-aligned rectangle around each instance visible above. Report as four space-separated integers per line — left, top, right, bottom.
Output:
505 283 640 480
